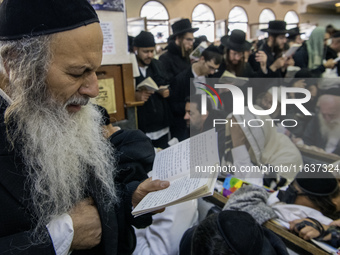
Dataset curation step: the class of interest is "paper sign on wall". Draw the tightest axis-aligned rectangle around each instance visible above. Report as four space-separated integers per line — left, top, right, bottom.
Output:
100 22 116 55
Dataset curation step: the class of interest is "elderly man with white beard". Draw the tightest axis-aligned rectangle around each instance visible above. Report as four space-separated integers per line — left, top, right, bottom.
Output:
302 91 340 156
0 0 169 254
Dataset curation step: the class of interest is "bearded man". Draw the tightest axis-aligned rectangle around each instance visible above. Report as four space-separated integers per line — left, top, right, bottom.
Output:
159 19 198 82
302 93 340 155
0 0 169 254
248 20 294 77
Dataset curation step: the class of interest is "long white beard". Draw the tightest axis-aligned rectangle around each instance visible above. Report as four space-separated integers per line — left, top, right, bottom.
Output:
319 113 340 145
11 96 117 237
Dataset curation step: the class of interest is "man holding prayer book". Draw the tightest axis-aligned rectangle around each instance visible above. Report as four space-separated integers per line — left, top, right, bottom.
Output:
133 31 172 148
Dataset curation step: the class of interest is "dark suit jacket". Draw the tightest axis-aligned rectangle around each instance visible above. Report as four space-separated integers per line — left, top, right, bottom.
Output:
0 97 150 255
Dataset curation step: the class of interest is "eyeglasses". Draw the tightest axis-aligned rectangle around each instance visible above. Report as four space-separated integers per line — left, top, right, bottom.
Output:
205 62 219 73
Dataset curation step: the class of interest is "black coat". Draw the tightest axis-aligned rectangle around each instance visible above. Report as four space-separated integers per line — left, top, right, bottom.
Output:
135 59 172 134
0 97 152 255
159 41 191 82
326 46 340 76
293 42 326 77
168 68 195 141
248 42 285 78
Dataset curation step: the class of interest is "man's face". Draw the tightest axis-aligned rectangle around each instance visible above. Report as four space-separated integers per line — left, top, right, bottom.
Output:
181 32 194 52
319 100 340 124
184 102 203 130
275 34 287 50
228 49 244 65
202 59 220 76
46 23 103 113
331 38 340 53
136 47 154 66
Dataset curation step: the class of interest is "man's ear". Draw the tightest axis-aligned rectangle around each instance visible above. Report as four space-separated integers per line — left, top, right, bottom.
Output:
133 47 138 55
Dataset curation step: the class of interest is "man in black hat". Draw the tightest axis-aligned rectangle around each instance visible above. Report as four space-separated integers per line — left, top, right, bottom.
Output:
248 20 294 77
0 0 170 254
214 29 268 78
159 18 199 81
133 31 171 149
287 27 304 48
326 31 340 76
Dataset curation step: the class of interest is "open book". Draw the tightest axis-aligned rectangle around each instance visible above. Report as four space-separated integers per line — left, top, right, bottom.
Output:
283 43 301 58
136 77 169 92
132 129 220 216
190 41 208 61
218 70 249 87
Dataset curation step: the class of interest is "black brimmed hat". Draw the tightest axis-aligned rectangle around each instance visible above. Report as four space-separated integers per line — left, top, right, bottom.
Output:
171 19 198 38
0 0 99 41
288 27 304 39
261 20 289 35
133 31 155 48
295 169 339 196
224 29 251 52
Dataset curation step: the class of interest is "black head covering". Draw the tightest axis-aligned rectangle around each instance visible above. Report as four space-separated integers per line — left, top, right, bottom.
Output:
332 31 340 38
133 31 155 48
261 20 289 35
288 27 304 39
295 169 339 196
217 210 264 255
224 29 251 52
0 0 99 41
171 18 198 38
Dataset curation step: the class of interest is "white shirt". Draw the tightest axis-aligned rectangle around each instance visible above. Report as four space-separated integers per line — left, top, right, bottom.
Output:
46 214 74 255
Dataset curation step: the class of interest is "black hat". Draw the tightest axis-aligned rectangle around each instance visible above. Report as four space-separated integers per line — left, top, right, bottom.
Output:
288 27 304 39
217 210 264 255
261 20 289 35
133 31 155 48
0 0 99 41
224 29 252 52
171 18 198 38
332 31 340 38
295 170 339 196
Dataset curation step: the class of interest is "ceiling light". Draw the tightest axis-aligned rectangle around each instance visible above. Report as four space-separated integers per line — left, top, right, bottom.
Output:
335 2 340 7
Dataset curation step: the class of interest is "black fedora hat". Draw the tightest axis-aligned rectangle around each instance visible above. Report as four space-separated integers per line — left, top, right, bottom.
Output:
171 18 198 38
224 29 251 52
288 27 304 39
261 20 289 35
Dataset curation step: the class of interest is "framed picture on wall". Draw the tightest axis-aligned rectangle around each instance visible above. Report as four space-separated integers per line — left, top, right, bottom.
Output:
88 0 124 12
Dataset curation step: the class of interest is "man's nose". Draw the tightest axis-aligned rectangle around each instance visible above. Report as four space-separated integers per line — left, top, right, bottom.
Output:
79 72 99 98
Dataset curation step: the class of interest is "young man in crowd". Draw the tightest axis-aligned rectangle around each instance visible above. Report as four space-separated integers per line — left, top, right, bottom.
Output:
133 31 171 148
248 20 294 77
159 19 198 81
169 47 222 141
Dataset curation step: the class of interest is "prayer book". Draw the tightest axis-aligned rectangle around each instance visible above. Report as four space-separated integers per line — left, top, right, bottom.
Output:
218 70 248 87
132 129 220 216
283 43 301 58
136 77 169 92
190 41 208 61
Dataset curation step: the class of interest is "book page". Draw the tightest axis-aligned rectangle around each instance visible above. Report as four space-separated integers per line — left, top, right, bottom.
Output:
283 44 301 58
152 137 190 181
152 129 219 181
132 174 212 216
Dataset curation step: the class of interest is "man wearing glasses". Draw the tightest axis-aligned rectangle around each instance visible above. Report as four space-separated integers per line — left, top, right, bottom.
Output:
168 47 222 141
